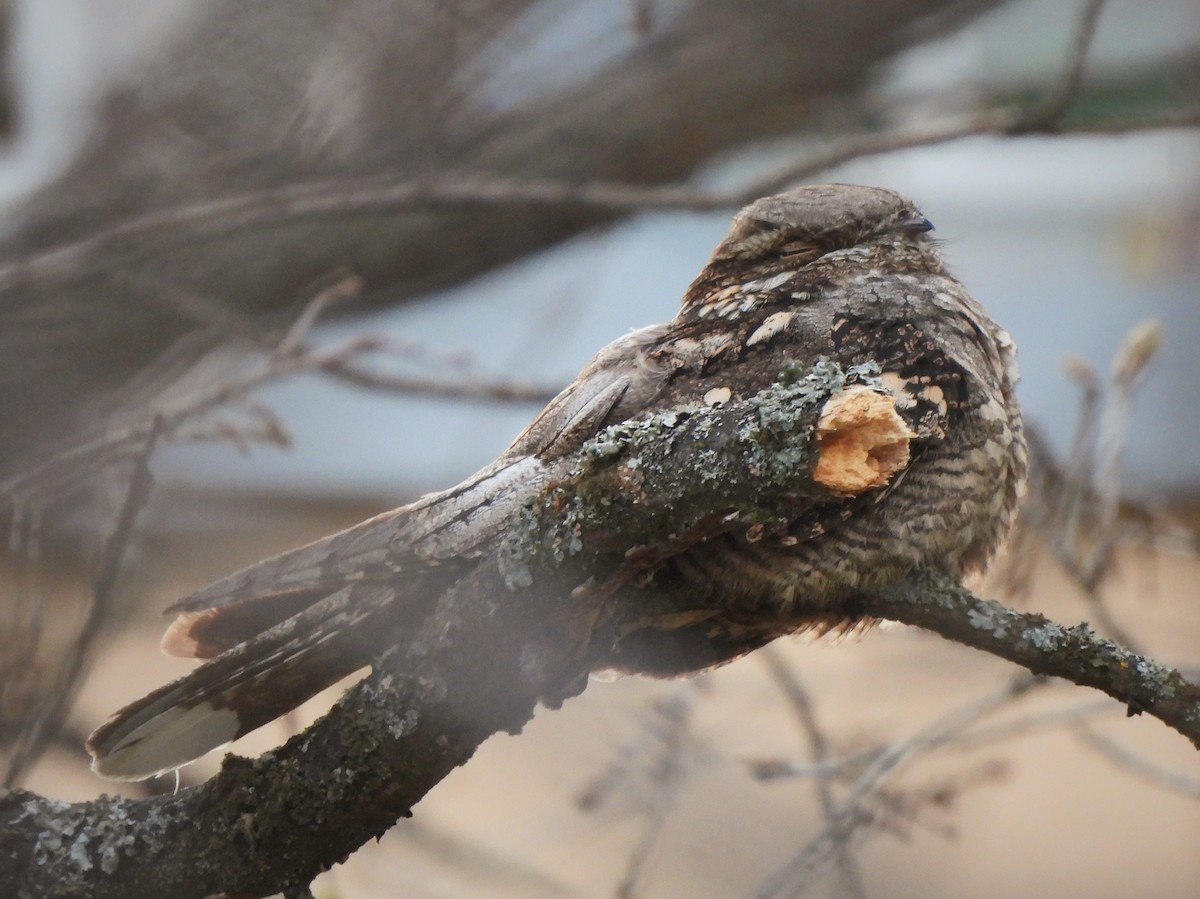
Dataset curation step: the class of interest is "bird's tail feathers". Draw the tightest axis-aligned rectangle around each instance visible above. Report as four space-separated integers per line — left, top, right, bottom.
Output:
87 583 393 780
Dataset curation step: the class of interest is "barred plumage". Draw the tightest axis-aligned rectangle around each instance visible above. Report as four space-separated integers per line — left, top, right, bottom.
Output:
88 183 1024 779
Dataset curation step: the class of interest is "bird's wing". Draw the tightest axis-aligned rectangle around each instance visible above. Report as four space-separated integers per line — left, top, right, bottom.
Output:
162 321 674 656
87 322 676 779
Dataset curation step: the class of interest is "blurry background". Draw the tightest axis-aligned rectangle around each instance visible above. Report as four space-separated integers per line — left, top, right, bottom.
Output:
1 1 1198 897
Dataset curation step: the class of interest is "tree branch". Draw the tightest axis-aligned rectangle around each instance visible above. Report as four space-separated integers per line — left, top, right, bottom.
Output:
2 417 163 787
857 575 1200 750
4 359 1200 897
7 100 1197 291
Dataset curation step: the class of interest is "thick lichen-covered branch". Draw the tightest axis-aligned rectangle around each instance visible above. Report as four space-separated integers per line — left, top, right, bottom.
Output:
0 556 584 899
501 359 904 589
4 359 1200 898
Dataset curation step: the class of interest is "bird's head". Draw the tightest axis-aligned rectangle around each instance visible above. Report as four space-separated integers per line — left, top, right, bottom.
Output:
683 184 942 317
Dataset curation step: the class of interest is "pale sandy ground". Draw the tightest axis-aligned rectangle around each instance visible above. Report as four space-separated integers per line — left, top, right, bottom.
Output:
16 495 1200 899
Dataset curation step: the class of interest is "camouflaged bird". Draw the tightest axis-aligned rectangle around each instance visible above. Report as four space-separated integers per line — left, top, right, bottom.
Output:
88 183 1025 780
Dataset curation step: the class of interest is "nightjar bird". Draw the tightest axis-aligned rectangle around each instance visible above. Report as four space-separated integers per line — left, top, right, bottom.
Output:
88 184 1025 780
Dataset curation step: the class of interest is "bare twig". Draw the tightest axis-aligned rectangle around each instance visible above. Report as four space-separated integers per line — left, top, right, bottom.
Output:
316 357 559 405
876 757 1010 838
1018 0 1109 130
1004 319 1164 653
614 686 697 899
1076 726 1200 800
3 416 163 786
0 100 1193 298
745 750 882 783
949 696 1116 750
755 674 1038 899
1 276 557 511
271 275 364 358
1083 320 1162 590
1059 355 1101 554
760 647 867 899
574 682 703 899
1 503 45 753
861 575 1200 749
0 342 329 508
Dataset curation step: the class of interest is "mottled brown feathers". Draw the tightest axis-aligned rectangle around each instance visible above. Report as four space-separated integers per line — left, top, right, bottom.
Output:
87 184 1024 779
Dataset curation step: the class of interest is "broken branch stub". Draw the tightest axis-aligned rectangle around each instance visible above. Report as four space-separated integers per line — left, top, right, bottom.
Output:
507 361 913 589
813 385 914 495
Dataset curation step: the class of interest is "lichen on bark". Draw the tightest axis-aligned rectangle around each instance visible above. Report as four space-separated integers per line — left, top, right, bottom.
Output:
500 358 899 589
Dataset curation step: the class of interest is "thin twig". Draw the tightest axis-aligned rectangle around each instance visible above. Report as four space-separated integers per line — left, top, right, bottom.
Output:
574 682 703 898
613 683 699 899
317 357 559 405
948 696 1115 750
1 291 558 511
272 274 363 358
760 647 867 899
1 503 45 757
0 343 332 507
1082 320 1161 591
0 104 1192 297
1076 726 1200 800
862 575 1200 750
754 674 1038 899
1018 0 1109 130
745 749 882 783
1010 319 1163 652
2 416 163 786
1059 354 1101 556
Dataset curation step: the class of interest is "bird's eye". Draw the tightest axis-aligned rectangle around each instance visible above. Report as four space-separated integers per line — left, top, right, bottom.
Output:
724 215 781 253
777 239 823 264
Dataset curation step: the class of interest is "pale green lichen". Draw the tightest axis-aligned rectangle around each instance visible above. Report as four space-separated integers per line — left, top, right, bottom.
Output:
388 709 420 740
24 795 145 879
584 409 688 463
499 499 542 589
736 358 884 483
504 359 880 586
499 488 589 589
967 605 1012 638
1025 621 1068 651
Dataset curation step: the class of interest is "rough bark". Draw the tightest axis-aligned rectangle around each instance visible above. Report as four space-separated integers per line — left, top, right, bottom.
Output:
3 359 1199 898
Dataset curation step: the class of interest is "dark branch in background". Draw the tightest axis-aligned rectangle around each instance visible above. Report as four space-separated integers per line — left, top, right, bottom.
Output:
1 110 1195 301
0 1 1192 304
2 417 162 787
0 48 1193 304
0 0 1021 478
1014 0 1107 131
0 278 556 512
